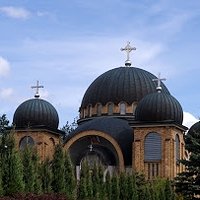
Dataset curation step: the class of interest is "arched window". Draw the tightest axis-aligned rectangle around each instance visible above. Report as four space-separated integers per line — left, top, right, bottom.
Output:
108 103 114 115
19 136 35 150
145 132 162 179
144 132 162 161
88 105 92 117
175 134 180 163
97 103 102 116
120 102 126 115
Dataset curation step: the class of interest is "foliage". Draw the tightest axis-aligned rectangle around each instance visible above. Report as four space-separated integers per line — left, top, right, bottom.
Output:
78 160 93 199
175 129 200 199
61 118 78 139
0 133 24 195
51 145 65 194
40 158 52 194
0 114 10 136
64 151 76 199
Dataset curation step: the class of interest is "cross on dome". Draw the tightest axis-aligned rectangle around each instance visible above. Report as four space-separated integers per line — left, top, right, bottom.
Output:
31 80 44 98
121 41 136 67
152 73 166 92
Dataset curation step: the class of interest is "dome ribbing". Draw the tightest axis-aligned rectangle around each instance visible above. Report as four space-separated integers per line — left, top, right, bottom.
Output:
13 98 59 130
135 92 183 124
81 67 170 108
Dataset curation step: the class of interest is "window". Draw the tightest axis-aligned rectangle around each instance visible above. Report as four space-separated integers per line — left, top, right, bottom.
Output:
97 103 102 116
88 105 92 117
144 132 162 161
120 102 126 115
19 136 35 150
175 134 180 163
108 103 114 115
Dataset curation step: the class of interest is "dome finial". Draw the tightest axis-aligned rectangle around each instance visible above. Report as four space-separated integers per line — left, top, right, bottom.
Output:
121 41 136 67
152 73 166 92
31 80 44 98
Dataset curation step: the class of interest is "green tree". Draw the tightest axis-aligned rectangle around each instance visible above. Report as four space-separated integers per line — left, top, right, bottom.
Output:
0 114 10 136
40 158 52 193
62 118 77 139
78 160 93 199
21 147 38 193
110 174 120 200
0 133 24 195
51 144 65 194
64 151 76 199
119 172 129 200
175 128 200 199
105 171 111 200
127 174 138 200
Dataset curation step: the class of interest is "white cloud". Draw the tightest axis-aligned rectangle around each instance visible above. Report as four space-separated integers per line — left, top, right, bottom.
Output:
0 88 14 99
0 57 10 76
0 6 30 19
183 111 199 129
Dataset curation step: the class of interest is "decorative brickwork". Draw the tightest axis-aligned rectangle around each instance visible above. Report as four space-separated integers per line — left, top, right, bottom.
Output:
133 125 185 179
14 129 61 160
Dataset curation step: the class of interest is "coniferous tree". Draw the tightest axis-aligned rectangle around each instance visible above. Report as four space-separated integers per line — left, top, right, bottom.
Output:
119 172 129 200
78 160 93 200
0 169 3 196
175 128 200 199
127 174 138 200
164 179 175 200
64 151 76 199
40 158 52 194
0 133 24 195
105 171 111 200
6 150 24 195
21 146 36 193
98 164 105 200
51 144 65 194
32 149 42 194
0 114 10 136
110 173 120 200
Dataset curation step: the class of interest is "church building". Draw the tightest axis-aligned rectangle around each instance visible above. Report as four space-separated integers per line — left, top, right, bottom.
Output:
12 42 188 180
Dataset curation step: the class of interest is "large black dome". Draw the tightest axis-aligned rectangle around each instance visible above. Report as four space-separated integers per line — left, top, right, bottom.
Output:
13 98 59 130
135 91 183 124
81 67 170 108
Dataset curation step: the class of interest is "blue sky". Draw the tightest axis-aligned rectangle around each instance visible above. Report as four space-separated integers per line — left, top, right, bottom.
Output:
0 0 199 128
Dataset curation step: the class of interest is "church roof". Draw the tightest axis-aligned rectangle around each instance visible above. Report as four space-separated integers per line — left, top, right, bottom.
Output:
135 91 183 124
13 98 59 130
67 117 133 165
188 121 200 136
81 67 170 108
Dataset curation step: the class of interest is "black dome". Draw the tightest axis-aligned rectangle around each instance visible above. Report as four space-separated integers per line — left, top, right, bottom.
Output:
67 117 133 165
81 67 170 108
188 121 200 137
135 91 183 124
13 98 59 130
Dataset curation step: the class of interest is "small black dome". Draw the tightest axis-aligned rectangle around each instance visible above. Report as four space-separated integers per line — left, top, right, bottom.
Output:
81 67 170 108
135 92 183 124
13 98 59 130
187 121 200 137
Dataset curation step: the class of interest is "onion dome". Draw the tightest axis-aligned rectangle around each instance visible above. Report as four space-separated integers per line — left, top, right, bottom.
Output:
135 91 183 124
81 67 170 108
13 98 59 130
187 121 200 137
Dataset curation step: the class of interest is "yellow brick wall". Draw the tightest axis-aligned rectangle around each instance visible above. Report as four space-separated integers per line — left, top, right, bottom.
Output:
133 126 185 179
14 129 61 160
